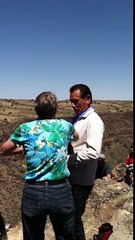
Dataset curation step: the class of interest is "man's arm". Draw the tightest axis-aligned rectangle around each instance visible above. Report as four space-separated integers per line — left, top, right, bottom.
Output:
77 118 104 161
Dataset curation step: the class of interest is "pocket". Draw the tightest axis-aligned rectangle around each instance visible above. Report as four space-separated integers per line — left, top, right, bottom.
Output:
22 186 42 217
53 183 72 200
52 185 74 215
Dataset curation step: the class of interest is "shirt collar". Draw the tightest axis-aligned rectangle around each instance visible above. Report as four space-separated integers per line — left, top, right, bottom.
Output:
72 106 94 124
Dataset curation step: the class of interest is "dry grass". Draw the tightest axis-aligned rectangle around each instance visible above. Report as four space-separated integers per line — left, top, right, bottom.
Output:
0 98 133 122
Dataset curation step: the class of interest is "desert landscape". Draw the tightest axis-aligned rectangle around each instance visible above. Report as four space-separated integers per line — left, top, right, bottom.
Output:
0 98 133 240
0 98 133 167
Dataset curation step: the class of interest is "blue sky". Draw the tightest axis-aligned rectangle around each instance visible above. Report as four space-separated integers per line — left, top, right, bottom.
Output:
0 0 133 100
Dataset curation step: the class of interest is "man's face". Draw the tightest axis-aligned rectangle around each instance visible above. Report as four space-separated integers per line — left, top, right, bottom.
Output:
70 89 91 115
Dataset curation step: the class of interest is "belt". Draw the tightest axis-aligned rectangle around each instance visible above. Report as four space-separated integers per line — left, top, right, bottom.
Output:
26 178 67 186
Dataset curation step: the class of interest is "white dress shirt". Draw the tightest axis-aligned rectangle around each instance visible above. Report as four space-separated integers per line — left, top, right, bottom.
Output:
68 107 105 186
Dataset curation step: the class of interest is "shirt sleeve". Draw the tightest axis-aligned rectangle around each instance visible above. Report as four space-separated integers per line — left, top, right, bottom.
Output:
10 124 25 146
77 115 104 161
62 120 75 142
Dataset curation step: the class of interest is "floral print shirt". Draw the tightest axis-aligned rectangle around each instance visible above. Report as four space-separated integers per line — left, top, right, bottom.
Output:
10 119 75 181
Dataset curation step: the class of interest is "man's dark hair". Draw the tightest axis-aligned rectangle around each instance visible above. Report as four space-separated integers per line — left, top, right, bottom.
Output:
70 84 92 103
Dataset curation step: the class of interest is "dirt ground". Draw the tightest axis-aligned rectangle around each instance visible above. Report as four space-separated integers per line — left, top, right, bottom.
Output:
0 100 133 239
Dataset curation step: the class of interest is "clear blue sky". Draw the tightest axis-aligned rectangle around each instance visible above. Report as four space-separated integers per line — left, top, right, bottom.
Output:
0 0 133 100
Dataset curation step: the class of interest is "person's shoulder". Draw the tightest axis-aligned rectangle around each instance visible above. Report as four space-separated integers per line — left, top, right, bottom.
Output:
19 120 37 128
59 119 74 130
59 118 71 124
87 108 101 118
88 110 104 123
92 110 102 119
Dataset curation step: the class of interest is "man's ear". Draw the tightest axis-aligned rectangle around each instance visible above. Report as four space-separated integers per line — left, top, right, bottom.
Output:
86 95 91 104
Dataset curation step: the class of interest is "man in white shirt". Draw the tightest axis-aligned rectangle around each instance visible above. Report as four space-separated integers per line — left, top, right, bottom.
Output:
68 84 104 240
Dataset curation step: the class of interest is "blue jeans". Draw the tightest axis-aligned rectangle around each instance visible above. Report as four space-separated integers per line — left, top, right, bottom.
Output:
71 185 93 240
21 181 75 240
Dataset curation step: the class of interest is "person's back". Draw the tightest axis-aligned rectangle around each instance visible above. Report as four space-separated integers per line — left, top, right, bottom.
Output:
12 118 76 181
0 91 79 240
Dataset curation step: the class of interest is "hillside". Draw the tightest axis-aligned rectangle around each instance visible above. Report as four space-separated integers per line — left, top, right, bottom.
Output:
0 99 133 167
0 99 133 239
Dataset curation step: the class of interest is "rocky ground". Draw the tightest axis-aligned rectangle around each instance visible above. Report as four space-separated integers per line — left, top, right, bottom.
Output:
0 151 133 240
6 179 133 240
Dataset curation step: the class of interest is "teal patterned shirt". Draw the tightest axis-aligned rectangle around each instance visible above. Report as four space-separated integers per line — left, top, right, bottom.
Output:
10 119 75 181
